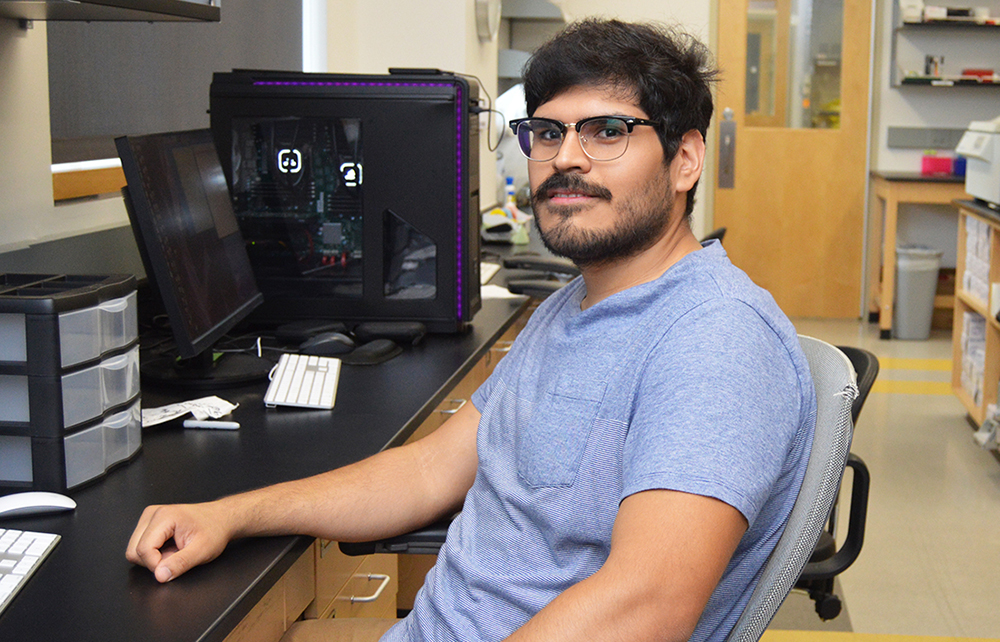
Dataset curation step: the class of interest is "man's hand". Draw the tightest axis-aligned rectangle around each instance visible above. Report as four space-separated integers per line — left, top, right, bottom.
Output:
126 501 236 583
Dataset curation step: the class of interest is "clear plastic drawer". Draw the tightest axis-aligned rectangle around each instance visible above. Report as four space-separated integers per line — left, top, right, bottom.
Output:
61 345 141 429
59 292 139 368
0 313 26 362
64 401 141 489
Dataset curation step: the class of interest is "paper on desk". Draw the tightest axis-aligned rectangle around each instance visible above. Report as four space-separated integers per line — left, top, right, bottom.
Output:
142 396 240 427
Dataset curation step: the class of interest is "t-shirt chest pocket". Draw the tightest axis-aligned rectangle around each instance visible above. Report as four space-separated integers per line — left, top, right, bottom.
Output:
516 379 606 489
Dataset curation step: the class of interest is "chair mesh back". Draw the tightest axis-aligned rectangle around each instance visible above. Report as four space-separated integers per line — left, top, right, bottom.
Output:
725 336 858 642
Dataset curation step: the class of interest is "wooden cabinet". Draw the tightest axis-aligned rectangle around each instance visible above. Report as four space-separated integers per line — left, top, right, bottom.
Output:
223 546 316 642
307 540 398 620
951 201 1000 425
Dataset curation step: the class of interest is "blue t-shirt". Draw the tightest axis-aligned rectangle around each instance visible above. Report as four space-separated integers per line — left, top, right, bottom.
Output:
383 241 816 642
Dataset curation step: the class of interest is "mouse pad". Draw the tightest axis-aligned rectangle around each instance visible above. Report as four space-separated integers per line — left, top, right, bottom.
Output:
338 339 403 365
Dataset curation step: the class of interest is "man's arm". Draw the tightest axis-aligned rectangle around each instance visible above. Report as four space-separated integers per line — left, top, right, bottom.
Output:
505 489 747 642
126 402 481 583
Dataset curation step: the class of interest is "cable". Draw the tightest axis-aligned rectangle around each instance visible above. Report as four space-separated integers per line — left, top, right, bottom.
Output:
457 72 507 152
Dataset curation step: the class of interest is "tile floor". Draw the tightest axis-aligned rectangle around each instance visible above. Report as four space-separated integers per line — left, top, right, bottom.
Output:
769 319 1000 639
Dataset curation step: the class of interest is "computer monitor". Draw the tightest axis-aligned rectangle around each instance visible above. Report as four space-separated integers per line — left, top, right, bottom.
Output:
116 128 272 388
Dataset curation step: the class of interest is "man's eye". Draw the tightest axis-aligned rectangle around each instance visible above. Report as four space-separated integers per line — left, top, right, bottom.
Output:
536 128 563 143
589 121 627 140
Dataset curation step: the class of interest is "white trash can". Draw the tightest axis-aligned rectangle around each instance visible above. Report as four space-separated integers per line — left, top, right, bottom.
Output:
893 246 943 340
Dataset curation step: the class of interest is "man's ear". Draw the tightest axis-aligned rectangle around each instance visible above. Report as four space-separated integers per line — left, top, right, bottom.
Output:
671 130 706 194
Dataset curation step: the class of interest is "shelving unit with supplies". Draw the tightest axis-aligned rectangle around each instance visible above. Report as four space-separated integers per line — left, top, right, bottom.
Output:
891 2 1000 87
951 201 1000 425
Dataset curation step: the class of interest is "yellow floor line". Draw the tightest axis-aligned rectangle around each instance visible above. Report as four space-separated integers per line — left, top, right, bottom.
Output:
764 632 997 642
871 380 952 395
876 357 952 372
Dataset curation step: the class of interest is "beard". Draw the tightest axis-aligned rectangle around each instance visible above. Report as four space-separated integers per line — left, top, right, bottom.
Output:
529 171 675 268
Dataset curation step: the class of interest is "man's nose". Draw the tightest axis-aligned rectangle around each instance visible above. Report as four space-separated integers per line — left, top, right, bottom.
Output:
552 128 592 173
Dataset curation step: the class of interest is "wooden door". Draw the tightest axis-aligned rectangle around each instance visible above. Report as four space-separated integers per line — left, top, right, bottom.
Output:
714 0 872 318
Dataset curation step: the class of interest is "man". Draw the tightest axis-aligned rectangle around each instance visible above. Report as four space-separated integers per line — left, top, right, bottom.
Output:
127 19 816 642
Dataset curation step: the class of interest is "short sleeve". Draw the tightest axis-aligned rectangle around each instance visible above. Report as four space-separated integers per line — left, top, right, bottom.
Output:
622 298 803 525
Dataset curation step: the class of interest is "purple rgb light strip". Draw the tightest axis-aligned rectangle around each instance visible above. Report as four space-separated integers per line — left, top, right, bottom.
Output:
254 79 466 322
455 84 464 322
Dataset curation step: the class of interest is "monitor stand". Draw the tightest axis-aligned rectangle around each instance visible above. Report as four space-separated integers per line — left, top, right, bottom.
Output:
141 350 273 389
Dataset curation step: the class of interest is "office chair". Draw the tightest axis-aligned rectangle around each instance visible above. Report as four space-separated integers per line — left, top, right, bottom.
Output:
343 336 863 640
794 345 876 620
701 226 727 244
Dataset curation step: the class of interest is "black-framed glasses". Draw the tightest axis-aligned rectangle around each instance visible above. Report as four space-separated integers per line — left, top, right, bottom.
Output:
508 116 660 162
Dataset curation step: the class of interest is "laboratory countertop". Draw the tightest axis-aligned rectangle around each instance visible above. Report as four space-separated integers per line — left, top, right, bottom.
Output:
0 295 528 642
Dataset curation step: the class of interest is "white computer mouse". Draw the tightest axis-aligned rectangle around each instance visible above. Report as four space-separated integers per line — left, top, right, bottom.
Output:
0 491 76 518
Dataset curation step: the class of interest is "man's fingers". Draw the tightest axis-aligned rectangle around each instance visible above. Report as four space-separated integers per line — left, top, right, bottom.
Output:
125 502 233 583
154 531 224 583
126 505 169 569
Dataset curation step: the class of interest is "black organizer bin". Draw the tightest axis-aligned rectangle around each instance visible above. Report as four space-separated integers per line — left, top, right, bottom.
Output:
0 274 141 495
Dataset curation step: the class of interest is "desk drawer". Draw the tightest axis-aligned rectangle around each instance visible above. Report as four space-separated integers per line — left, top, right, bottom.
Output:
330 554 397 620
310 539 365 619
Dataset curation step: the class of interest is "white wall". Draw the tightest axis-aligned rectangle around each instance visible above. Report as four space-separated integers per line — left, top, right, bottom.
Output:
325 0 501 207
0 20 127 254
872 0 1000 171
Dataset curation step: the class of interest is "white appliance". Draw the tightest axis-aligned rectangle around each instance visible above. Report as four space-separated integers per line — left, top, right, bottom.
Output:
956 116 1000 207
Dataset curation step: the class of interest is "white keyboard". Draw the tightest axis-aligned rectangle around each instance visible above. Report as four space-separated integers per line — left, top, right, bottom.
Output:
264 353 341 409
0 528 59 616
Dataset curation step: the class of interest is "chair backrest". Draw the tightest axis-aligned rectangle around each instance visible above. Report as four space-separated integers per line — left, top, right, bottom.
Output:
724 335 858 642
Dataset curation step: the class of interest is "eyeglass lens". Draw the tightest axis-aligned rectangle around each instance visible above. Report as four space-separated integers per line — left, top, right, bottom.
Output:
516 118 632 162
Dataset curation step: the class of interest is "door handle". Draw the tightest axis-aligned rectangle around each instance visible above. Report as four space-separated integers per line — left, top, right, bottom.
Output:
718 107 736 189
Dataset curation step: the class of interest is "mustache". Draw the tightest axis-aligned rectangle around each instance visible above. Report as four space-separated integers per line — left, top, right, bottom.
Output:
530 174 613 206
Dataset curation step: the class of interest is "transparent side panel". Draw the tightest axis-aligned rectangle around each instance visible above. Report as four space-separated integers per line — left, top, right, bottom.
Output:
231 117 365 299
384 209 437 300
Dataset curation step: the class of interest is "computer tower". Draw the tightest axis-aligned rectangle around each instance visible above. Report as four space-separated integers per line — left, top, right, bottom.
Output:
209 69 481 333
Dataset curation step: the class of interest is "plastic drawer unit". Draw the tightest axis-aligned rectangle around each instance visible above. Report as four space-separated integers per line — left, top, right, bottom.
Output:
0 274 141 493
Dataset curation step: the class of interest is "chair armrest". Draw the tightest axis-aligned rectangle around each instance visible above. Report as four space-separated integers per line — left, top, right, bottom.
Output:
339 518 452 556
798 453 869 581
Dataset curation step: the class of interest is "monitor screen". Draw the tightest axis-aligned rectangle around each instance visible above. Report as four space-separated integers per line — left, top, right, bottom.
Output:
117 129 270 387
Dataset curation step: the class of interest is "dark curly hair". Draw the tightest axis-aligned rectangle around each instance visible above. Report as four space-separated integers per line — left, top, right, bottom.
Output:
523 19 719 217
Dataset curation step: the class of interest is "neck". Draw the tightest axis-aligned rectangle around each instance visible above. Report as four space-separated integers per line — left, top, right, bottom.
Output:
578 213 702 310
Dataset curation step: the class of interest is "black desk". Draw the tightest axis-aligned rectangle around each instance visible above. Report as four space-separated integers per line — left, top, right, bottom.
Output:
0 296 527 642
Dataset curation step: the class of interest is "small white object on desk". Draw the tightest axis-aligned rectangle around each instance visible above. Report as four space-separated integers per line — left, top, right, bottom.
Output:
0 491 76 518
182 420 240 430
141 395 240 428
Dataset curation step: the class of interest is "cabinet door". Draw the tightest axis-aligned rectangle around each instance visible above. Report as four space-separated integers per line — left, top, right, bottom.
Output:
224 545 315 642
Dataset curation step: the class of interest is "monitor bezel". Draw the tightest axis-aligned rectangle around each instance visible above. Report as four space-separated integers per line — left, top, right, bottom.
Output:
116 128 264 360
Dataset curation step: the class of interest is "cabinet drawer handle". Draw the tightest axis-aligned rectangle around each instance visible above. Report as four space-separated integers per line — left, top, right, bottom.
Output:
436 398 467 415
346 573 391 604
492 340 514 354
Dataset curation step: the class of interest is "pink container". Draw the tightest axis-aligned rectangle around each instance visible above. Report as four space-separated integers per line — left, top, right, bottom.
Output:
921 155 953 175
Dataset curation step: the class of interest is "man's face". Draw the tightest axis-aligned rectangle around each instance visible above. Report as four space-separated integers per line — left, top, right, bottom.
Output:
527 85 677 267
